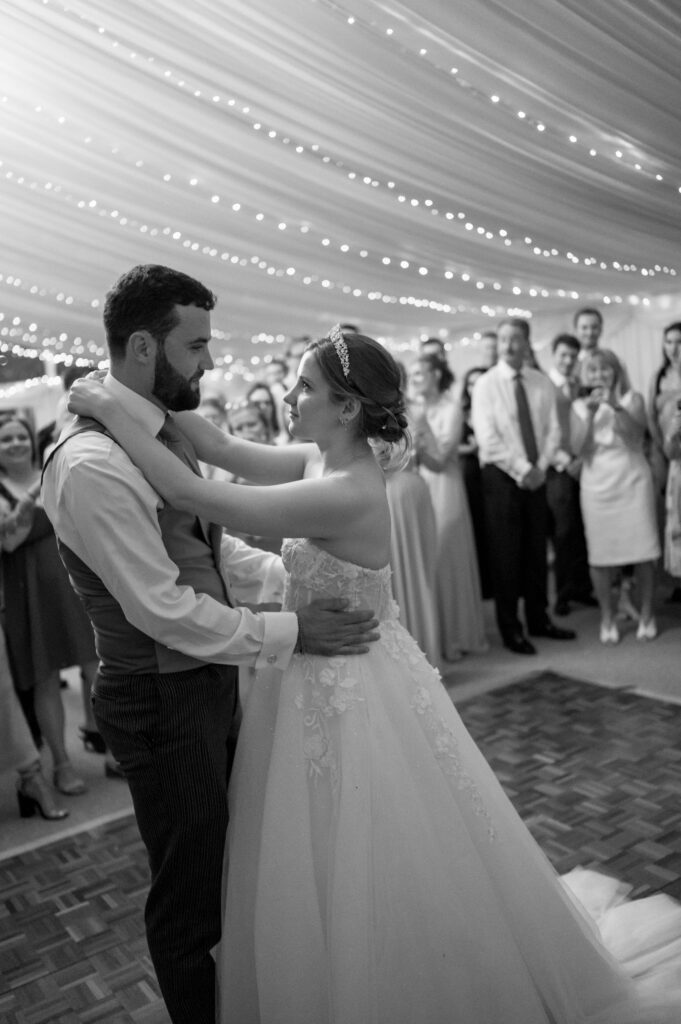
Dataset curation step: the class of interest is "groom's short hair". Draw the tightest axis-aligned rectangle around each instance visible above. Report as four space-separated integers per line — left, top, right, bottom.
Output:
103 264 216 360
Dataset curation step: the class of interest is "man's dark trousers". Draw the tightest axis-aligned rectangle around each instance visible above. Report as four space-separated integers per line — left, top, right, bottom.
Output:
482 463 549 640
93 664 237 1024
545 467 591 606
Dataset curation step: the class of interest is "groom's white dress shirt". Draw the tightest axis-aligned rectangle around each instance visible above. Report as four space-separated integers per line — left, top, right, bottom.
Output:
42 375 298 671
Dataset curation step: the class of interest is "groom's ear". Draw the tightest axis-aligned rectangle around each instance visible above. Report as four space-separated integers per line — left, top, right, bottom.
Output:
129 330 156 365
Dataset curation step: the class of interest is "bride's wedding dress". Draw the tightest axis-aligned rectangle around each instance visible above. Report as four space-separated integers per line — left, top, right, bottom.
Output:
216 538 681 1023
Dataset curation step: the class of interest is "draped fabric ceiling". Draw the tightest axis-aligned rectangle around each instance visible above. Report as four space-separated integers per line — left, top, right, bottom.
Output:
2 0 681 413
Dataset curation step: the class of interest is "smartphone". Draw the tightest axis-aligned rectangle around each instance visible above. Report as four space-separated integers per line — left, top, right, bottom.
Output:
577 385 598 398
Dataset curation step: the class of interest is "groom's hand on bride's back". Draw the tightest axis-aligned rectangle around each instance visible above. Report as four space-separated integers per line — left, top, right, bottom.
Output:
296 599 379 656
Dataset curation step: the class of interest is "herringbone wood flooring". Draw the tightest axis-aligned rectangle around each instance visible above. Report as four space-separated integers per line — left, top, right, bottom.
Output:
1 672 680 1022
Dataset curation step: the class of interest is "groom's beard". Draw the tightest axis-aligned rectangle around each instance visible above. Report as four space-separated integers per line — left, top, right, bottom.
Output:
152 346 202 411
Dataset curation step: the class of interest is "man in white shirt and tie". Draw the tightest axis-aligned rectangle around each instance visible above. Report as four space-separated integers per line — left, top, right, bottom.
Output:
472 318 576 654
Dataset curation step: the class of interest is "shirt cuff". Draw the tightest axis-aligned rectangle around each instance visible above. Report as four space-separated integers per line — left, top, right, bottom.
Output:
254 611 298 670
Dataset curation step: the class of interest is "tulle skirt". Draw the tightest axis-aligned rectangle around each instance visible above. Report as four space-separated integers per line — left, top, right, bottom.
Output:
216 623 681 1023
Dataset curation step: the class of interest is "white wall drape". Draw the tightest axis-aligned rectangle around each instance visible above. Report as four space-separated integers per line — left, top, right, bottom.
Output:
0 0 679 396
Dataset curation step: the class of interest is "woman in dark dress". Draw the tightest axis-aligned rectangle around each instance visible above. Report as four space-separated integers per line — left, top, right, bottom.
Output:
0 415 97 796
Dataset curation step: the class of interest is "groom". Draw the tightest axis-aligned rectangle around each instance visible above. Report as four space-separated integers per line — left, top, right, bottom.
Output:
42 264 379 1024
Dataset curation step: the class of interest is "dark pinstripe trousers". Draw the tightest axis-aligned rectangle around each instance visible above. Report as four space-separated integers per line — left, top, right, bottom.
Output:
92 665 238 1024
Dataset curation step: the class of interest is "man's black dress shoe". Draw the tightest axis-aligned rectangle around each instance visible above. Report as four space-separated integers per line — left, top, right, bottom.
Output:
503 633 537 655
573 593 598 608
528 621 576 640
553 600 571 616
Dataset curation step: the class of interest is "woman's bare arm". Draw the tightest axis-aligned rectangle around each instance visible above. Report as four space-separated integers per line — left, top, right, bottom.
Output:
69 379 371 540
173 410 313 484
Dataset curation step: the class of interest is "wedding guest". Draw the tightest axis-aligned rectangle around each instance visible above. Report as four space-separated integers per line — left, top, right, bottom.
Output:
263 357 287 391
514 318 541 371
0 415 97 796
246 382 286 444
263 357 289 439
662 399 681 591
385 363 441 667
571 349 659 643
479 329 498 368
419 336 447 360
284 335 311 388
574 306 603 356
197 395 227 430
545 334 594 615
225 401 282 554
226 400 271 445
647 322 681 601
459 365 492 598
472 319 576 654
574 306 632 393
0 623 67 821
419 337 456 390
409 353 486 660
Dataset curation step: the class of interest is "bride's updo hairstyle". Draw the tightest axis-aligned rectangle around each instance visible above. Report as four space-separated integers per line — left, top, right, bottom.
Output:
307 326 410 468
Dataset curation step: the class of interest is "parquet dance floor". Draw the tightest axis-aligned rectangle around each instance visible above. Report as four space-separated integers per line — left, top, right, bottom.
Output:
1 672 680 1023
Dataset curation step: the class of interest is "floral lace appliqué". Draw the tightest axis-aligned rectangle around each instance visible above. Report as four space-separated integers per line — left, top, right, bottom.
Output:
409 682 497 841
294 654 365 789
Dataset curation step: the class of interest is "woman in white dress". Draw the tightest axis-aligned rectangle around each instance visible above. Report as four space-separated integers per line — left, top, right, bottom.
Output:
408 354 487 660
71 328 681 1024
571 349 660 644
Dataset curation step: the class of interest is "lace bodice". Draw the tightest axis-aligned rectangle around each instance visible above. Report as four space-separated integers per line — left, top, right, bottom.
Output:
281 538 399 622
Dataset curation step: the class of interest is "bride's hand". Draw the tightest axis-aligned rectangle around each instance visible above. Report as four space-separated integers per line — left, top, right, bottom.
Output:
68 377 116 422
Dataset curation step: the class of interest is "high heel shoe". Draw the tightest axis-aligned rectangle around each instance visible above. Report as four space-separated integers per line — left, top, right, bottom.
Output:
79 726 107 754
53 761 87 796
17 763 69 820
599 622 620 645
636 618 657 641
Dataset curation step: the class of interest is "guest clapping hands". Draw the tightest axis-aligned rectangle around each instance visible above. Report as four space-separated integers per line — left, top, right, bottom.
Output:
571 350 660 643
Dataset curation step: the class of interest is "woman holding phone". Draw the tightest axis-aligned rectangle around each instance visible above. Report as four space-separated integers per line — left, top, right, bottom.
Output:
571 350 659 643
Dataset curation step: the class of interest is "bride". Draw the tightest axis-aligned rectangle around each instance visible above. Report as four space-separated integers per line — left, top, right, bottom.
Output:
71 327 681 1023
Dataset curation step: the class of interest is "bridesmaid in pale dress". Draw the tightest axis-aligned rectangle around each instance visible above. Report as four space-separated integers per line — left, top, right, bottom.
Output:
459 365 493 599
408 354 487 660
385 364 441 668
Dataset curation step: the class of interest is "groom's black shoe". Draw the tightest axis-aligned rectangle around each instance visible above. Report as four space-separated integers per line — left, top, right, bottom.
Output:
528 620 576 641
503 632 537 655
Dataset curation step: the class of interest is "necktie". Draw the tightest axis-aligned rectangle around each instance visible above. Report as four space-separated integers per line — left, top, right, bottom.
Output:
157 415 200 474
157 416 227 592
514 373 539 464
